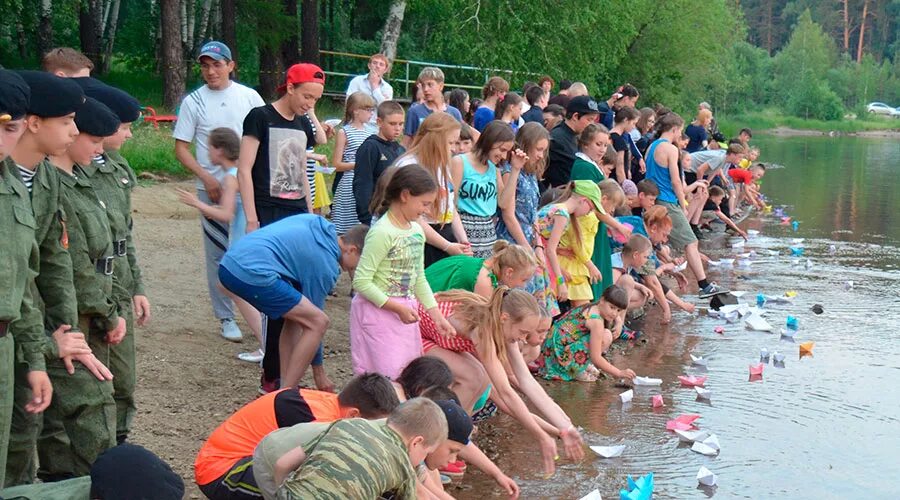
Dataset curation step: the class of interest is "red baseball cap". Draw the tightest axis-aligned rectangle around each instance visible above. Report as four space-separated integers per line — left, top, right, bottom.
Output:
278 63 325 92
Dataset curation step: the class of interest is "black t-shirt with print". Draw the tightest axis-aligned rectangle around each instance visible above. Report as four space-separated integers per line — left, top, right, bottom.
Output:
243 104 315 209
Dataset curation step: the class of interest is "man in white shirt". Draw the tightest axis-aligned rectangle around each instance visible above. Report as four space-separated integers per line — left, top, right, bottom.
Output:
173 41 265 342
345 54 393 123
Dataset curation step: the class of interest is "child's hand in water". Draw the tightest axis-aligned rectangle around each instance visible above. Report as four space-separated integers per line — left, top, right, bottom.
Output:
618 368 637 380
559 425 585 463
538 433 559 476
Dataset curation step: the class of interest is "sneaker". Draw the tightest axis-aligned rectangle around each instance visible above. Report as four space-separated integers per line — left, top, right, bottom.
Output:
699 282 729 299
471 400 498 423
220 318 243 342
692 225 706 240
237 349 264 363
619 328 642 341
439 460 467 478
259 375 280 395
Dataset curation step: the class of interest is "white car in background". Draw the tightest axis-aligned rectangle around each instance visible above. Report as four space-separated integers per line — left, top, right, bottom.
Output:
866 102 900 117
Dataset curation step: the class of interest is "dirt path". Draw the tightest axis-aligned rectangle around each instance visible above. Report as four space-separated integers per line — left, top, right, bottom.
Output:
127 180 356 498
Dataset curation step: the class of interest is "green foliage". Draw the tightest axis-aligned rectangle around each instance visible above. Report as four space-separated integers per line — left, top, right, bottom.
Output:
121 124 184 177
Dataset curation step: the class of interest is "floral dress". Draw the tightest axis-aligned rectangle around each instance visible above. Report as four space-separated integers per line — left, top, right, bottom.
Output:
541 302 607 381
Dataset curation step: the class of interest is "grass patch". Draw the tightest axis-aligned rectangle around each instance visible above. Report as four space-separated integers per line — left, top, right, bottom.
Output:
121 124 187 177
718 108 900 135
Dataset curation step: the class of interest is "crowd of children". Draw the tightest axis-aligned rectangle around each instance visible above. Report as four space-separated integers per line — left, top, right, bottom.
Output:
0 43 769 499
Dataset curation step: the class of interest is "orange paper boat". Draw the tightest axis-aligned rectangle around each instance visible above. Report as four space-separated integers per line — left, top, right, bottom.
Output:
799 341 815 354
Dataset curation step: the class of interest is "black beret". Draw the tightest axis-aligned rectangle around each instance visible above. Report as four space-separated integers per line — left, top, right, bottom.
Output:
0 69 30 121
72 77 142 123
75 97 121 137
90 444 185 500
16 70 84 118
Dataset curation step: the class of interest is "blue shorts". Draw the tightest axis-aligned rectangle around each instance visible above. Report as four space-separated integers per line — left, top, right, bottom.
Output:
218 265 302 319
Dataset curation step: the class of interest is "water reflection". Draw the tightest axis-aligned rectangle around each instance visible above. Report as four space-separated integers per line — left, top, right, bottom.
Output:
456 137 900 499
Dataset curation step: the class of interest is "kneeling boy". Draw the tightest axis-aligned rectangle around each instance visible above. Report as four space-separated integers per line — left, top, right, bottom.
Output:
195 373 398 499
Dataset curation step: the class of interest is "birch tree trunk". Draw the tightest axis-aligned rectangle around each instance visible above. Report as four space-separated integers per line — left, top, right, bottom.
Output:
161 0 186 108
379 0 406 65
100 0 121 74
37 0 54 57
196 0 214 54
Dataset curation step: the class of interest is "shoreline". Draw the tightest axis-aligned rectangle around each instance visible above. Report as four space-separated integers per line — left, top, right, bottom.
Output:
758 126 900 138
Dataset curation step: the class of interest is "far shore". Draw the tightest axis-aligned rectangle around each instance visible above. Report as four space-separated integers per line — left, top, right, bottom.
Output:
759 126 900 138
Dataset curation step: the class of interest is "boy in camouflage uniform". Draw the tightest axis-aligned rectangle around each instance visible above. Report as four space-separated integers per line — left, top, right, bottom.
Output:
275 398 448 500
73 77 149 444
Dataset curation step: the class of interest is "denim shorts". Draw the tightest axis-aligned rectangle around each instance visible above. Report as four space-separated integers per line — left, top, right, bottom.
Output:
218 265 302 319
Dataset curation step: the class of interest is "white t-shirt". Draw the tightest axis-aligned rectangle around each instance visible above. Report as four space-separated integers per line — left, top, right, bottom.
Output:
688 149 727 175
395 154 455 224
173 81 264 190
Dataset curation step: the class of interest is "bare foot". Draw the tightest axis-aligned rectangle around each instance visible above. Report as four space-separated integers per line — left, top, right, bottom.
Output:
312 365 336 393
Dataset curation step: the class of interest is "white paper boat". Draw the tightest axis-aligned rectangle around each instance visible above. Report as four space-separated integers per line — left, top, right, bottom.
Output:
747 229 760 237
805 259 813 269
791 238 805 245
737 252 752 259
619 389 633 403
737 259 753 268
731 240 745 249
729 291 748 298
691 441 719 456
673 261 687 272
674 429 710 443
690 354 708 367
765 249 780 256
773 352 785 363
697 466 718 486
702 434 721 451
780 328 797 338
720 258 735 266
764 295 793 304
633 376 662 386
579 490 603 500
760 347 770 360
725 311 740 323
828 244 837 254
708 260 723 267
744 313 773 332
590 445 625 458
843 281 853 291
719 304 748 316
695 386 711 399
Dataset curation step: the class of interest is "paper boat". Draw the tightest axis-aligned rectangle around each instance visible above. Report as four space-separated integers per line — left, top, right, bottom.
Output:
791 238 804 245
678 375 707 387
749 363 765 376
799 341 815 354
843 281 854 291
780 217 792 225
760 347 770 361
666 414 701 431
651 395 665 408
785 290 798 298
747 229 760 237
780 328 797 339
697 466 718 486
764 295 793 304
673 261 688 272
828 244 837 254
590 445 625 458
619 473 653 500
633 376 662 386
789 246 805 256
729 291 748 298
805 259 814 269
737 259 753 268
719 304 749 316
691 441 719 456
731 240 745 249
786 315 799 330
773 352 785 363
724 312 739 324
744 314 774 332
690 354 708 367
737 252 752 259
674 429 709 443
695 386 711 399
702 434 721 451
720 258 735 266
619 389 634 403
580 490 603 500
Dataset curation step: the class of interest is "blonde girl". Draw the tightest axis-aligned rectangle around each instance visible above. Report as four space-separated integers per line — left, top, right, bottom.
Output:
420 287 585 475
425 240 537 297
395 112 472 266
330 91 376 234
351 165 455 379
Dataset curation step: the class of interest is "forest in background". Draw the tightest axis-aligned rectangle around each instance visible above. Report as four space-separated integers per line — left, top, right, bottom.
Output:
1 0 899 122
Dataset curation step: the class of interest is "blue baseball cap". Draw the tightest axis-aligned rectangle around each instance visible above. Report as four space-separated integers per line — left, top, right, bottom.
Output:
198 41 232 61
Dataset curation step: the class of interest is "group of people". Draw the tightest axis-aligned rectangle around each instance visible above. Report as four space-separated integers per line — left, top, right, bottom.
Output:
0 49 188 498
0 41 769 499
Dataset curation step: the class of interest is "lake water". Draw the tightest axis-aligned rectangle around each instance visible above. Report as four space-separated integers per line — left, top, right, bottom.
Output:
457 135 900 499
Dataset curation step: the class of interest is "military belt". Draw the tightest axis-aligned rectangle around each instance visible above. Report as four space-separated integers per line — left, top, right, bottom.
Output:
94 256 115 276
114 239 127 257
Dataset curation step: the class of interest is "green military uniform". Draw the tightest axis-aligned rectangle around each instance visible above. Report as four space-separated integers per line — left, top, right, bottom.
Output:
277 419 418 500
36 162 118 480
81 150 143 442
0 160 45 488
5 158 82 486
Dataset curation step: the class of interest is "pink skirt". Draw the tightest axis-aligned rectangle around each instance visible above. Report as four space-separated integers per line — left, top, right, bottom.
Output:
349 294 423 380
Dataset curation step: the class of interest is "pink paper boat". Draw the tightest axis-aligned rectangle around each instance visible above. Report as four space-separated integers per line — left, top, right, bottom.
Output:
651 394 665 408
714 326 725 334
678 375 707 387
749 363 765 376
666 414 701 431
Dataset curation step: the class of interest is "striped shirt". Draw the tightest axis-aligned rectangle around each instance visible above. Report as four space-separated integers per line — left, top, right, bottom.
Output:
331 123 375 234
17 166 36 193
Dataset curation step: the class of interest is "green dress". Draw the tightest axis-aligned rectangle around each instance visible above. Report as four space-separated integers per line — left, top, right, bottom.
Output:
569 155 613 295
424 255 487 292
540 302 598 381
